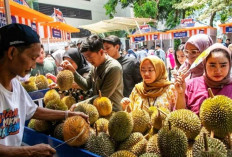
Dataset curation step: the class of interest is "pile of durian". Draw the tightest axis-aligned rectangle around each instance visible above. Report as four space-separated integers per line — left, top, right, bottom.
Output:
26 73 232 157
21 74 51 92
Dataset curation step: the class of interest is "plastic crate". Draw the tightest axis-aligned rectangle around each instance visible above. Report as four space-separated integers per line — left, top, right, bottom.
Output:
23 127 101 157
28 88 50 100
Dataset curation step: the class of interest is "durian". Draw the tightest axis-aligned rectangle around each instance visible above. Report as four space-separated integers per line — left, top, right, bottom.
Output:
57 70 74 91
108 111 133 142
200 95 232 139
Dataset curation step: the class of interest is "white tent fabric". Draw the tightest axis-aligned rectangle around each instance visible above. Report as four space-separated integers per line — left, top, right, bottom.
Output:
79 17 155 33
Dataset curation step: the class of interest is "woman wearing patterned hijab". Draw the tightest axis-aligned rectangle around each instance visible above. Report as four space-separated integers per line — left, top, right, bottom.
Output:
178 34 213 80
121 56 176 112
175 43 232 114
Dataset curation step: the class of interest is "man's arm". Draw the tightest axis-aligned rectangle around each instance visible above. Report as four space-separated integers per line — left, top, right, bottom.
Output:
32 107 88 121
0 143 56 157
73 71 92 91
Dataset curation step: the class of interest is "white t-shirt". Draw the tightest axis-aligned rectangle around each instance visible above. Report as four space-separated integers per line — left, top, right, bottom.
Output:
0 78 37 146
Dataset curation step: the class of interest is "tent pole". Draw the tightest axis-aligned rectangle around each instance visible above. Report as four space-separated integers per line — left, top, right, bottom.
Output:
135 20 142 34
4 0 12 24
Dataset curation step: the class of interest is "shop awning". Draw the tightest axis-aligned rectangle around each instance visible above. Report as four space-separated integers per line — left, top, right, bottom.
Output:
219 22 232 34
166 26 215 33
0 0 54 22
80 17 155 33
219 22 232 27
41 22 80 33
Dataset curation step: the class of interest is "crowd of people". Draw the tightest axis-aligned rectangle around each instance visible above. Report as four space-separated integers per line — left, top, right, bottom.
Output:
0 23 232 156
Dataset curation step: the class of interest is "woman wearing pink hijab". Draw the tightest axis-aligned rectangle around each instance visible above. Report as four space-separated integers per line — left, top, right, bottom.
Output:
175 43 232 115
178 34 213 80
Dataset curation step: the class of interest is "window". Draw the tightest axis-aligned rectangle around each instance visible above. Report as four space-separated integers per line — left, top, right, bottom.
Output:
33 2 92 20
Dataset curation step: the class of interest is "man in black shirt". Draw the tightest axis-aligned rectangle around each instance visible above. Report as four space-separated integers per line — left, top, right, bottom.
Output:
103 35 142 97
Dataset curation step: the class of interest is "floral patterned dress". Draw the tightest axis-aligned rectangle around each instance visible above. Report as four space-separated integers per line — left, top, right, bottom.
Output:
129 84 176 111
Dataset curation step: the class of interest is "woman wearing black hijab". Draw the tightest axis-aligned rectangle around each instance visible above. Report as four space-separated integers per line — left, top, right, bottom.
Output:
63 48 91 76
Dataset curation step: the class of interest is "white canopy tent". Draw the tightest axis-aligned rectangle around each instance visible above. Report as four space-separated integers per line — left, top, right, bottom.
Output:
79 17 155 34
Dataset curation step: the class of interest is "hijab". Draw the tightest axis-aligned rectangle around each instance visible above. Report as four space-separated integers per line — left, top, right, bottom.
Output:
203 43 232 88
63 48 90 75
180 34 213 78
51 49 65 66
135 56 171 98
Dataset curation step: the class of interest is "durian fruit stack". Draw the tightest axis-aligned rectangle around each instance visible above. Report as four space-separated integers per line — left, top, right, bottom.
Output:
21 75 50 92
28 88 232 157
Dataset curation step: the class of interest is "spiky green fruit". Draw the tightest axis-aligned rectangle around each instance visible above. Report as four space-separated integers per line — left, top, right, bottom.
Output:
45 100 68 111
44 89 60 106
108 111 133 142
54 123 64 140
139 153 159 157
34 119 51 133
85 132 115 157
131 109 150 134
57 70 74 91
74 103 99 125
35 75 49 90
200 95 232 138
165 109 201 140
158 125 188 157
193 135 227 157
151 107 170 130
61 95 76 109
110 150 136 157
28 119 36 129
94 118 109 133
21 79 38 92
146 134 160 154
119 132 147 156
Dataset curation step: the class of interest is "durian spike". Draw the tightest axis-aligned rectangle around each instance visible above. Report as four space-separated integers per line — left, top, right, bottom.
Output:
148 123 152 130
168 121 171 130
210 131 214 138
228 134 232 150
203 133 209 151
94 123 98 136
157 107 168 117
98 90 102 98
161 119 164 128
208 88 214 98
144 133 150 140
125 104 132 112
141 101 144 110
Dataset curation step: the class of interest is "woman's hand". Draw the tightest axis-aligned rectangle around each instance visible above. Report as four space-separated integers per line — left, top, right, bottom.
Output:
46 73 57 82
60 60 76 73
174 75 186 94
48 82 58 89
120 97 131 111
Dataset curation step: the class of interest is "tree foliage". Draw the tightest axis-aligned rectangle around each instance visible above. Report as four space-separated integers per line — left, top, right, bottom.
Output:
173 0 232 26
104 0 193 29
104 0 232 29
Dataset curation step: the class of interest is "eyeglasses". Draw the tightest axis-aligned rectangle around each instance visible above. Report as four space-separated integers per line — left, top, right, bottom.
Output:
141 69 155 73
183 49 200 56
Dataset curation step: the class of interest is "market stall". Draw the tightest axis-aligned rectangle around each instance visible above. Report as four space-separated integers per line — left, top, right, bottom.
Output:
219 22 232 39
0 0 80 51
166 26 217 43
128 31 170 51
0 0 53 32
